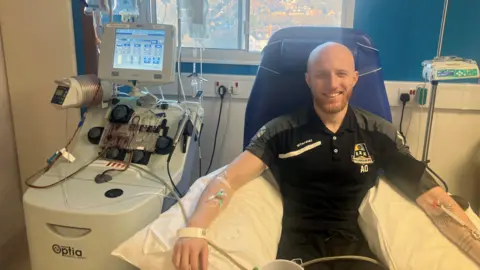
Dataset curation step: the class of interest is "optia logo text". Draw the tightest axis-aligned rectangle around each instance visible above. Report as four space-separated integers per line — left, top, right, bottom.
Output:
52 244 85 259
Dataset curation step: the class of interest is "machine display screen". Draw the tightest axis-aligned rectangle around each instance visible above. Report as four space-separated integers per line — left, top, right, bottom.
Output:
437 69 479 78
113 29 166 71
51 85 69 105
55 89 65 96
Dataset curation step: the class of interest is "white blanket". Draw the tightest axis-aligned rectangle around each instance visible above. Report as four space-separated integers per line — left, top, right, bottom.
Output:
359 179 480 270
113 167 480 270
113 167 283 270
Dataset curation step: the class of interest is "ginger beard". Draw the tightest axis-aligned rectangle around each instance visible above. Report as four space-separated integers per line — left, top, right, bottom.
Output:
313 86 353 114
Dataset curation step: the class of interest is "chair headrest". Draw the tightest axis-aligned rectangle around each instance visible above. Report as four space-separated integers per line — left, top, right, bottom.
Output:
260 27 382 76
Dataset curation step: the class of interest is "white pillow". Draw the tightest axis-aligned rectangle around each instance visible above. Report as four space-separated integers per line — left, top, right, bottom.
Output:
112 167 283 270
358 177 480 270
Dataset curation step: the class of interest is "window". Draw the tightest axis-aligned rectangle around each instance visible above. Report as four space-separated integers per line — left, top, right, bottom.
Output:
154 0 355 63
248 0 344 52
155 0 241 50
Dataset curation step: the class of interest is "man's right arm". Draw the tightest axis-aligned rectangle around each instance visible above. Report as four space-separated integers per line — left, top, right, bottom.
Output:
188 118 282 229
187 151 267 229
173 120 280 270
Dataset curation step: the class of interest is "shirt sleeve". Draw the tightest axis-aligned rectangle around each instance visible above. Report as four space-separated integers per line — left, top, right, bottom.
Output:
245 120 282 168
375 123 439 200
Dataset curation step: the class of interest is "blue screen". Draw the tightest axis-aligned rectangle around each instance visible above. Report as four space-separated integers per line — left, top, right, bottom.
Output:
113 29 165 71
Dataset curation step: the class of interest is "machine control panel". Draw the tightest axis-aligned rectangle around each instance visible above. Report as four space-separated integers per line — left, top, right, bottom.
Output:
87 104 184 165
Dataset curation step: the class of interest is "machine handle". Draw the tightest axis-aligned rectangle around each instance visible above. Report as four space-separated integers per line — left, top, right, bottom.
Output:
47 223 92 239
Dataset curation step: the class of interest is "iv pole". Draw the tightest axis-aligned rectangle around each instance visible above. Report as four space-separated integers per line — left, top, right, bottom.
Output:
421 0 449 163
177 0 183 102
420 0 467 191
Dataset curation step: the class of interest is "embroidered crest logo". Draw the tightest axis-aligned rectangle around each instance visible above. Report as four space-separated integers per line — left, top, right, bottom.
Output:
351 143 374 164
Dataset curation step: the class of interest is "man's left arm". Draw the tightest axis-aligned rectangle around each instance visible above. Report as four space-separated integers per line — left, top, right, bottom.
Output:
415 186 480 265
377 128 480 265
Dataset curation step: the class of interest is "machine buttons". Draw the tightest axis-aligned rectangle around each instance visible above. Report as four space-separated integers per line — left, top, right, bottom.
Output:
131 150 151 165
106 147 127 161
105 188 124 198
132 150 145 163
109 104 134 124
106 148 120 159
155 136 173 155
88 127 104 144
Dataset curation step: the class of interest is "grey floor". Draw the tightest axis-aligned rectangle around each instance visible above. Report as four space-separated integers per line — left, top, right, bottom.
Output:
1 232 31 270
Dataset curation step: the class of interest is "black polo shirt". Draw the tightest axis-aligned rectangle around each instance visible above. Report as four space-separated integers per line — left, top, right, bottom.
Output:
246 105 438 232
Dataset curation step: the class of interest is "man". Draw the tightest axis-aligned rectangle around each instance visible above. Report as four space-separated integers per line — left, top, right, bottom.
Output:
172 42 480 270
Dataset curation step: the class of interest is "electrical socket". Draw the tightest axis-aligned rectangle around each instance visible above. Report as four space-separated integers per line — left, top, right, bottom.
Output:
397 88 416 105
416 87 428 105
215 81 240 95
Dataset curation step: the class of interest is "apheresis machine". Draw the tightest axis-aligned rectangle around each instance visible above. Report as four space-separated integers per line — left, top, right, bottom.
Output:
23 23 203 270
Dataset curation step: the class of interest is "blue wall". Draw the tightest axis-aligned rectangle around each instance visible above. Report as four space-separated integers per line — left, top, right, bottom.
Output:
355 0 480 81
72 0 86 75
72 0 480 81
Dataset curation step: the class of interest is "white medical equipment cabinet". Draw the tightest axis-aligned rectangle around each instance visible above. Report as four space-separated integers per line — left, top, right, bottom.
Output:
23 23 203 270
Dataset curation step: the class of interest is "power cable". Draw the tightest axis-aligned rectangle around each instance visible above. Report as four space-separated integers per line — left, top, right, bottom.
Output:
205 86 227 175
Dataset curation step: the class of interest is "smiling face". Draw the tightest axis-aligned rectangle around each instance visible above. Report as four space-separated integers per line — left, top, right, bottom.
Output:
305 43 359 114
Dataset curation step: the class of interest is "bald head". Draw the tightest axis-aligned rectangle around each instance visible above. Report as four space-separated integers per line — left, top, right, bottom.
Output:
305 42 359 115
307 42 355 73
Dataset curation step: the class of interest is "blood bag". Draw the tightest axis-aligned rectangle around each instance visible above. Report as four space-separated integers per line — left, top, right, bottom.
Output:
113 0 140 16
84 0 110 15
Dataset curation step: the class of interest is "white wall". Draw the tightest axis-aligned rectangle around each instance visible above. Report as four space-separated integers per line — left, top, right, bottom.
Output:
162 75 480 211
0 0 79 264
0 0 80 193
0 25 25 265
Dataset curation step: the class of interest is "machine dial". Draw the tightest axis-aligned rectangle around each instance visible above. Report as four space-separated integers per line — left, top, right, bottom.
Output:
155 136 173 155
106 147 121 160
132 150 145 163
87 127 104 144
109 104 134 124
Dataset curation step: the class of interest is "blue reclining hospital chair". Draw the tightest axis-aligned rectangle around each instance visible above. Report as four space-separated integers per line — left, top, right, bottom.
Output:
244 27 392 149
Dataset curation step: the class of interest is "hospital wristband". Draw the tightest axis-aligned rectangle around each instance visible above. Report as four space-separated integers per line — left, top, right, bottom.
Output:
177 227 207 239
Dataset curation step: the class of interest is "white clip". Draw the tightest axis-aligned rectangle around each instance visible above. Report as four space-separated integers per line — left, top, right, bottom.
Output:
59 148 76 163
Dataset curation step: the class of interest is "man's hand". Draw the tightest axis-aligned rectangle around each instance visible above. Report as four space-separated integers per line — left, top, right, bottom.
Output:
417 186 480 265
173 237 209 270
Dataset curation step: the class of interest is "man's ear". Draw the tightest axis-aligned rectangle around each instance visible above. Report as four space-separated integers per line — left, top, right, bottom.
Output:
305 72 310 87
352 71 359 86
